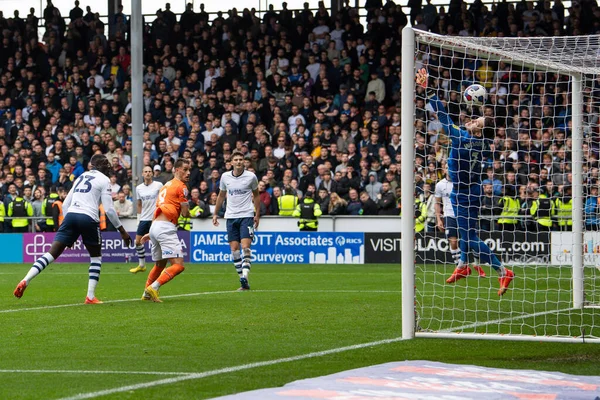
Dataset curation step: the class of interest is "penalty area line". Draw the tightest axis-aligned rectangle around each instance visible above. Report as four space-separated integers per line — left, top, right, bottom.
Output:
56 336 405 400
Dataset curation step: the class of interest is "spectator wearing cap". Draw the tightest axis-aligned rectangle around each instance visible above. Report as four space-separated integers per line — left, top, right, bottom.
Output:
152 164 163 181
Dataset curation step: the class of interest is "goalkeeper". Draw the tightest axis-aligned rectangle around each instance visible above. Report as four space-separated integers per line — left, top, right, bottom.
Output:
416 68 514 296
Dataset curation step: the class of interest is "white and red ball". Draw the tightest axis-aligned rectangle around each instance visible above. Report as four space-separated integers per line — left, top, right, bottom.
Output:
463 84 487 106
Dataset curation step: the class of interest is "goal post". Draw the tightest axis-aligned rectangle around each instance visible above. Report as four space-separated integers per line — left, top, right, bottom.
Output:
401 27 416 340
401 26 600 342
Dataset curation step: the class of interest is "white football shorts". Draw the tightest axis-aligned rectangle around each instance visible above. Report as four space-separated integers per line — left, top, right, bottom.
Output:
149 221 184 261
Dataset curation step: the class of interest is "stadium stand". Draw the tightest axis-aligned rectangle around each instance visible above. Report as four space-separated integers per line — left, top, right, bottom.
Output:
0 0 598 232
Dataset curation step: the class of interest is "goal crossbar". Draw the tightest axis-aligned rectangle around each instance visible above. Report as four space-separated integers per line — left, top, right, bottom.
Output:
414 29 600 75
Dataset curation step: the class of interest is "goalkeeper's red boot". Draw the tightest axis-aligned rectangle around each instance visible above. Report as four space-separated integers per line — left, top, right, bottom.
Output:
473 265 486 277
446 266 471 283
498 269 515 296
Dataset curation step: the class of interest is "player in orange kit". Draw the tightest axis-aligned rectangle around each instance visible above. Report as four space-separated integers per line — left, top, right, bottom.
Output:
141 159 191 302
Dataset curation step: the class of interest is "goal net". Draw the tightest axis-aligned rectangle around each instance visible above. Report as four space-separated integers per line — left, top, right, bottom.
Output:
401 28 600 342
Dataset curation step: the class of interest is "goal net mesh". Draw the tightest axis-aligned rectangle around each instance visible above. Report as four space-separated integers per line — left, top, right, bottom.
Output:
411 31 600 339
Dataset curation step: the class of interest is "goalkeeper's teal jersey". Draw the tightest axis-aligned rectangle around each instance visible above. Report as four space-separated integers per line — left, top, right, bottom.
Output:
427 95 491 192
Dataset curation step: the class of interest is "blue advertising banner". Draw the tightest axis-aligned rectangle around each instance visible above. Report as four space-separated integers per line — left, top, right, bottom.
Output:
191 232 365 264
0 234 24 263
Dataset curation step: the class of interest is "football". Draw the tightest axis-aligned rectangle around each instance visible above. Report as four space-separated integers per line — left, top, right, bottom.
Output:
463 84 487 106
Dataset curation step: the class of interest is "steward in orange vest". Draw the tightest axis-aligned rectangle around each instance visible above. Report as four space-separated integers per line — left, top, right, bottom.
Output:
52 188 67 227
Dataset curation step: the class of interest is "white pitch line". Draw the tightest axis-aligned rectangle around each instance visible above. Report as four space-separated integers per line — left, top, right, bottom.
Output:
255 289 400 294
0 369 189 376
444 307 574 332
0 289 401 314
57 336 405 400
0 272 400 275
0 291 235 314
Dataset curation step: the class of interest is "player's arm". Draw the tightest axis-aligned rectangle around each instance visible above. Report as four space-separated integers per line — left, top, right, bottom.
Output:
416 68 462 140
252 188 260 228
101 186 132 246
251 175 260 227
212 190 226 226
180 201 190 218
177 183 190 219
435 197 444 231
136 198 142 222
433 183 444 231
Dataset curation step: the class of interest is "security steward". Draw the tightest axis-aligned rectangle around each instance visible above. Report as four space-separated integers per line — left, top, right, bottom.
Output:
529 188 555 232
8 189 34 233
42 186 60 232
555 185 573 231
278 186 299 216
0 200 5 232
498 192 520 231
415 195 428 233
292 190 322 231
178 201 210 231
52 188 67 228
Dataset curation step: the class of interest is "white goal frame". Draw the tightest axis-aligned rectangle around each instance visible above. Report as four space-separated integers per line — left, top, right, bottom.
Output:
400 26 595 343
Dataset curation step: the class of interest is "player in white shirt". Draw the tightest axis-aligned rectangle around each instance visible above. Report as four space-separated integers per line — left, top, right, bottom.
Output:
435 170 485 280
129 166 164 274
213 150 260 290
14 154 132 303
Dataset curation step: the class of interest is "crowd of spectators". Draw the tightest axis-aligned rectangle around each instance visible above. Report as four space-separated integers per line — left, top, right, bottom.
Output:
0 0 598 232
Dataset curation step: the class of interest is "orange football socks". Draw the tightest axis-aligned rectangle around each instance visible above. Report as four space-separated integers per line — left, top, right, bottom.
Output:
156 264 185 286
146 265 164 288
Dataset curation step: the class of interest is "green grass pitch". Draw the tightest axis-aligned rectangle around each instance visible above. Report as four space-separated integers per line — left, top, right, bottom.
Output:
1 262 600 400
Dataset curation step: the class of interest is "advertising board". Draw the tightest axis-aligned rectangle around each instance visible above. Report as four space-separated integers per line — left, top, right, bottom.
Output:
22 232 191 263
191 232 364 264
